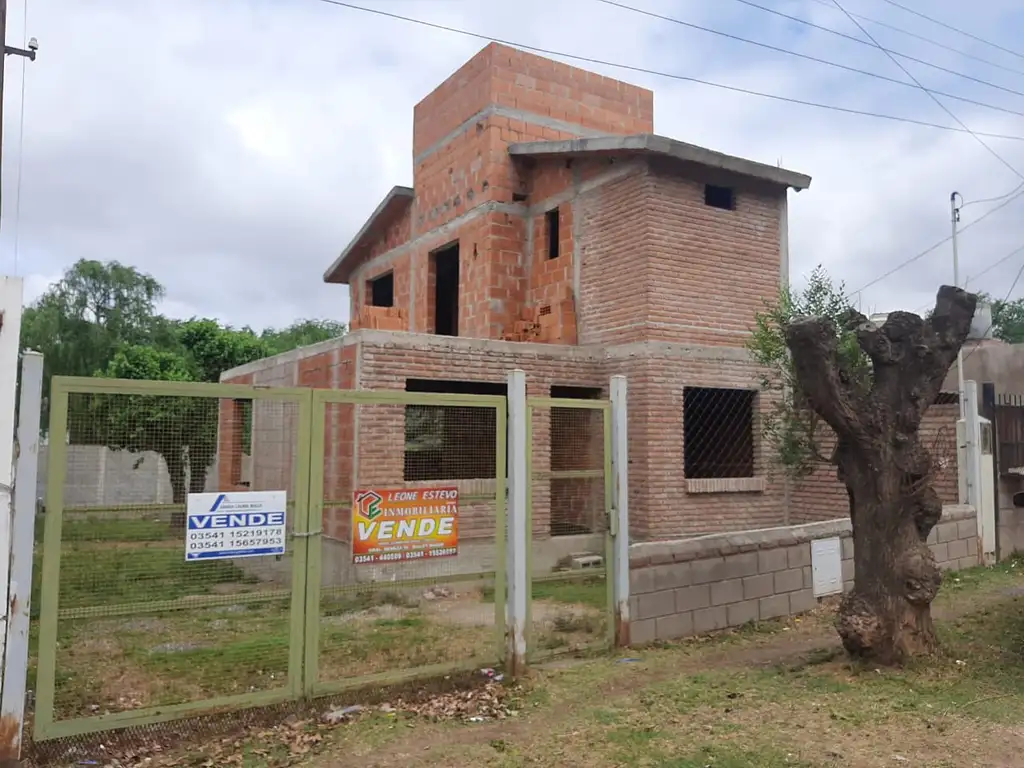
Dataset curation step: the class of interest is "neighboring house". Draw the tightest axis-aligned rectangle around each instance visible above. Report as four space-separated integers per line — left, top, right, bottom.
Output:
218 42 858 575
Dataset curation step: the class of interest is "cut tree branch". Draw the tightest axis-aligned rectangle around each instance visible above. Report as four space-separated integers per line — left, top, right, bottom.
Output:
784 317 866 441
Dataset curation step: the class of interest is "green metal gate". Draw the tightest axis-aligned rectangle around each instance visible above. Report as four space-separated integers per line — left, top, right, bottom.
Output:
525 395 614 660
32 377 508 742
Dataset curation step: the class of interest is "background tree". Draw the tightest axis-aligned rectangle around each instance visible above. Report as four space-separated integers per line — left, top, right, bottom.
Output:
784 286 976 664
746 266 867 478
24 259 345 522
984 294 1024 343
97 320 271 513
261 319 345 354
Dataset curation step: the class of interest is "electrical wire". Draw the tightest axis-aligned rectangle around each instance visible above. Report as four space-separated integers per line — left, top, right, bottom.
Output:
801 0 1024 78
315 0 1024 142
830 0 1023 182
878 0 1024 63
965 242 1024 288
725 0 1024 98
964 255 1024 361
595 0 1024 120
849 184 1024 296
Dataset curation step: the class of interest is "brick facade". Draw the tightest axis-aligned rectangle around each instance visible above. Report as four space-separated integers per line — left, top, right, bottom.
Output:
219 45 963 560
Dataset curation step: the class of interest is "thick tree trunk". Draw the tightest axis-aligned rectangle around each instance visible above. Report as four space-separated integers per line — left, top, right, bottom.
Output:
835 439 943 662
785 285 976 665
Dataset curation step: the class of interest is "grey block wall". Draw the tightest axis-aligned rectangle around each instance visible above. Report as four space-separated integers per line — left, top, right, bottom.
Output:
628 505 979 646
37 444 229 509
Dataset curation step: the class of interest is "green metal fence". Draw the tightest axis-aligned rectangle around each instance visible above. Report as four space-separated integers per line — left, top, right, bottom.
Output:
305 389 507 698
526 396 614 661
32 377 508 742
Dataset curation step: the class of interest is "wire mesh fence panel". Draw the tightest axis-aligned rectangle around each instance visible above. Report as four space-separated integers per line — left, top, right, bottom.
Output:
34 380 311 741
309 392 506 696
526 398 612 661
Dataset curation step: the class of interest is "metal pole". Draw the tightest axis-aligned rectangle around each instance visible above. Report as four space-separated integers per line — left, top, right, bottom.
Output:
0 351 42 764
610 375 630 646
505 369 528 676
952 191 965 418
0 277 23 723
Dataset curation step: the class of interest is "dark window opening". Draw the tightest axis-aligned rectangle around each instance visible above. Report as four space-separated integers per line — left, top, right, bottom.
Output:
546 207 560 260
683 387 755 478
403 378 504 481
704 184 735 211
550 385 604 537
551 386 602 400
432 243 460 336
369 272 394 308
230 398 253 488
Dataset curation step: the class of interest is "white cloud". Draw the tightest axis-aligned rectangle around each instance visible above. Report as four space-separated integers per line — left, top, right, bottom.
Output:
4 0 1024 329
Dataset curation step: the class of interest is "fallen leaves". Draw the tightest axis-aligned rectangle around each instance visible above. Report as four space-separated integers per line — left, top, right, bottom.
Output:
53 678 519 768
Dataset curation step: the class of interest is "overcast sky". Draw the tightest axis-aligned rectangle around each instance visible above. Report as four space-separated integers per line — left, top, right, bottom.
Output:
3 0 1024 329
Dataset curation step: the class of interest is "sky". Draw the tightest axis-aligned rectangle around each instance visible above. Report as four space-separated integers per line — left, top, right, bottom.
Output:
3 0 1024 329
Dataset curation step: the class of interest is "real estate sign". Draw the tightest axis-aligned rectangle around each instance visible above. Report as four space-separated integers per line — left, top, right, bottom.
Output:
185 491 287 561
352 487 459 565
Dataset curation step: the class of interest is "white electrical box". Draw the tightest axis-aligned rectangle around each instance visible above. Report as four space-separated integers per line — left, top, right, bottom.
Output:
811 537 843 597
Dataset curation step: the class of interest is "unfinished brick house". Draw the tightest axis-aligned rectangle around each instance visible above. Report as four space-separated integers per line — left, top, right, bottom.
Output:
218 42 960 581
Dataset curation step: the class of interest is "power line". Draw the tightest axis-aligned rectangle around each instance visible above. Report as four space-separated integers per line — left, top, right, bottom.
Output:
849 184 1024 296
965 242 1024 287
316 0 1024 142
596 0 1024 121
829 0 1023 181
878 0 1024 63
801 0 1024 78
725 0 1024 99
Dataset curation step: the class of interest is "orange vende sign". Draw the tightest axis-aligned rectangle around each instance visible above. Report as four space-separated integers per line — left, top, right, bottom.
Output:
351 487 459 565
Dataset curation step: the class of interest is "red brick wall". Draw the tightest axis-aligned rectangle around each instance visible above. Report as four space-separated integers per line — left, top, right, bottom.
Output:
356 340 607 542
575 167 651 345
349 43 658 344
622 352 787 540
788 403 960 524
644 163 783 347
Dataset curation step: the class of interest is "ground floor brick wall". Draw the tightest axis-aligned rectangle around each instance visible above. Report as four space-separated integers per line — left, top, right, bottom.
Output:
627 504 978 645
218 332 965 557
787 402 960 524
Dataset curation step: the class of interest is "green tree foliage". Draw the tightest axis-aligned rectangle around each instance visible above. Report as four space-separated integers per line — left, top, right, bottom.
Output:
983 295 1024 344
23 260 344 505
746 266 869 477
261 319 346 355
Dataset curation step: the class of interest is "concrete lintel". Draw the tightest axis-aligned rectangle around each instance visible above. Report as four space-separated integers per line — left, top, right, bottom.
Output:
414 104 606 167
350 200 527 287
354 329 604 361
604 340 754 363
324 186 414 284
509 134 812 191
220 335 352 381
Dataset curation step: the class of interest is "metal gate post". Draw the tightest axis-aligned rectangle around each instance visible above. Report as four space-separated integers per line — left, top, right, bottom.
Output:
506 370 528 675
610 375 630 646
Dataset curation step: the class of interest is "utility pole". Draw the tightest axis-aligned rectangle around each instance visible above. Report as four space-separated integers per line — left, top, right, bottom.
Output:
951 191 965 418
0 0 37 228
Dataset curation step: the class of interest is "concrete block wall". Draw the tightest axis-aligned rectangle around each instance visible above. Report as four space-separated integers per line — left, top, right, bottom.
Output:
627 505 979 646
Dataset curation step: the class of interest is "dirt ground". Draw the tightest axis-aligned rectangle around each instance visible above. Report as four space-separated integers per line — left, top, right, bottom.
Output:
51 559 1024 768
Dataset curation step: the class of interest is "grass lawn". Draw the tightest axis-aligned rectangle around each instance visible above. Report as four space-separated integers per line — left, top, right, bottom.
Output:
31 517 600 722
145 557 1024 768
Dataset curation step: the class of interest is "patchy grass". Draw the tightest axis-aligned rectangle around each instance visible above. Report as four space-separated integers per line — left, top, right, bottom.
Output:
285 561 1024 768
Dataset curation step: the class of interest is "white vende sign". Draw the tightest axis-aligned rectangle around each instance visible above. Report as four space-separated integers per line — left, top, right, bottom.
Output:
185 491 287 561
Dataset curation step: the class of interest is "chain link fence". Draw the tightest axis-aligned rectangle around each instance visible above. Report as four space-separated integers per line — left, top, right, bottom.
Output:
34 381 309 745
310 393 506 696
526 395 612 661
